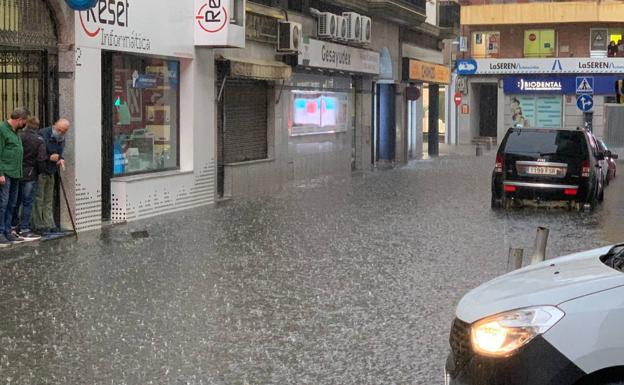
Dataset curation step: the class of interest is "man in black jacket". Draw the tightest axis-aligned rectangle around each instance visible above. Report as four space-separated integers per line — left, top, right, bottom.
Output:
12 117 47 240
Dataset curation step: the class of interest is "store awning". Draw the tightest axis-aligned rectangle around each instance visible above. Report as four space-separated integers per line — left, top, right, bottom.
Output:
218 55 292 81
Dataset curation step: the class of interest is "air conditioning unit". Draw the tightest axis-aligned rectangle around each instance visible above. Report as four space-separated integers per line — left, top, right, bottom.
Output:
343 12 361 41
277 21 302 53
360 16 372 44
336 15 348 41
317 12 337 39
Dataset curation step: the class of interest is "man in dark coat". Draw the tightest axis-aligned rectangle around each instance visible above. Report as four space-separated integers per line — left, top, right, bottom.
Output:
12 117 47 240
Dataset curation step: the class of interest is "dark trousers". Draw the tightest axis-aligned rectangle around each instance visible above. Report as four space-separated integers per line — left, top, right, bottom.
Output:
0 177 19 235
12 180 38 232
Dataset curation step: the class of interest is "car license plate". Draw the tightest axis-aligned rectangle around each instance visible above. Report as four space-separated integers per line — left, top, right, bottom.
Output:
526 166 558 175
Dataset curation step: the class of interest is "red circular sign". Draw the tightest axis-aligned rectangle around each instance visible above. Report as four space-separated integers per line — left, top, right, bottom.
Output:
529 33 537 41
454 92 462 106
196 3 228 34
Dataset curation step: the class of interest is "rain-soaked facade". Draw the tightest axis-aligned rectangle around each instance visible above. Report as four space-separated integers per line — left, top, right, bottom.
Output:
2 0 454 232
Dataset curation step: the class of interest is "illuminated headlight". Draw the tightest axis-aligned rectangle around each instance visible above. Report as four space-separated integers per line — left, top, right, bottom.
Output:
471 306 565 357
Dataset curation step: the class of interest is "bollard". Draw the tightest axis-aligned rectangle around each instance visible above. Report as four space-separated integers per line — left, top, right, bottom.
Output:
476 146 483 157
530 227 550 265
508 248 524 271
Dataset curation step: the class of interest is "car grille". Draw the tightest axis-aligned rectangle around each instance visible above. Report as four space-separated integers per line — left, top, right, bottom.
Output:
449 318 472 372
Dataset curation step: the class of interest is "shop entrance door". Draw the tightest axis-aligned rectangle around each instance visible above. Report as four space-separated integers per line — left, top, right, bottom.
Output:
479 84 498 138
376 83 396 162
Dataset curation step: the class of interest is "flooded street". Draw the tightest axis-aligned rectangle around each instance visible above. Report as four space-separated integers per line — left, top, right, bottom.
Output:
1 148 623 385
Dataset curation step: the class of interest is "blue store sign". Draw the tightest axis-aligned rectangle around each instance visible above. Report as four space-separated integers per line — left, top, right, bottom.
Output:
504 75 621 95
65 0 97 10
456 59 478 75
577 95 594 112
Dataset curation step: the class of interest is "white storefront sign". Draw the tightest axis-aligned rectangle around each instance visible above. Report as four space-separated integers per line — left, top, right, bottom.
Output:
459 58 624 75
75 0 194 57
299 38 380 75
194 0 246 48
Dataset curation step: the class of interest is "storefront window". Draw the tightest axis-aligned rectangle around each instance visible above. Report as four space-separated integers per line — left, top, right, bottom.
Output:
511 95 562 129
524 30 555 58
289 91 351 136
110 53 179 176
471 31 500 58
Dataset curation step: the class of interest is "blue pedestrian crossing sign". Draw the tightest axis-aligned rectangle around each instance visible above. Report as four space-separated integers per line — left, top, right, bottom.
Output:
577 94 594 112
576 77 594 94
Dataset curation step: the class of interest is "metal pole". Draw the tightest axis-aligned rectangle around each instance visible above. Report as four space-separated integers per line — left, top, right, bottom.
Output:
531 227 549 264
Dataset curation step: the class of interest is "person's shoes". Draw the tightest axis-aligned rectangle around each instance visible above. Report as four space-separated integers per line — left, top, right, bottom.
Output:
0 233 10 247
6 231 25 244
18 229 41 241
48 227 62 234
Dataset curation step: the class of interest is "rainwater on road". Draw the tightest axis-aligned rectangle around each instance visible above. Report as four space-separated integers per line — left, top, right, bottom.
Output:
1 148 623 384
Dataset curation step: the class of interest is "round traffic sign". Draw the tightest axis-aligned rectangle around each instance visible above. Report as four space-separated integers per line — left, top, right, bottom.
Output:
454 92 462 106
577 94 594 112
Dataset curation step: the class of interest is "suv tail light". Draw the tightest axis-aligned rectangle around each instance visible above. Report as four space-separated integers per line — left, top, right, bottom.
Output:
581 160 590 177
495 154 504 173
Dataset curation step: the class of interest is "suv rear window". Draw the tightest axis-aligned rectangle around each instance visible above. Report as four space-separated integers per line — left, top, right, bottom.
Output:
504 129 588 157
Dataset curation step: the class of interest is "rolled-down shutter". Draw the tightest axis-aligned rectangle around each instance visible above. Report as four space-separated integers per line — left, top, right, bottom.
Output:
223 80 268 163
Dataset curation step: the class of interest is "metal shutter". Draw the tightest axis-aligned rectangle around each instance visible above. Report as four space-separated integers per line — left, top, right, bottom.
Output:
223 80 268 163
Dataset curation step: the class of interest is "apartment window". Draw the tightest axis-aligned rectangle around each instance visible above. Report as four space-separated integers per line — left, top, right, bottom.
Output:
524 30 555 58
471 31 500 58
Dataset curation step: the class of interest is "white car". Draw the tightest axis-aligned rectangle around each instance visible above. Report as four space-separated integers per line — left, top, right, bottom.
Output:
446 245 624 385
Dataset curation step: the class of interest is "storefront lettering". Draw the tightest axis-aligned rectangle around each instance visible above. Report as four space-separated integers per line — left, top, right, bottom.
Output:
489 62 519 70
80 0 152 51
517 78 561 91
578 61 612 69
86 0 129 27
321 45 351 67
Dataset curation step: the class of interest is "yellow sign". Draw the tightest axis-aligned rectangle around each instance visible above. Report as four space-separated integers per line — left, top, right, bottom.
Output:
405 59 450 84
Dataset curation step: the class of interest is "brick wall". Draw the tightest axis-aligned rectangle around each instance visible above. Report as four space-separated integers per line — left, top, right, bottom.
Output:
460 23 624 59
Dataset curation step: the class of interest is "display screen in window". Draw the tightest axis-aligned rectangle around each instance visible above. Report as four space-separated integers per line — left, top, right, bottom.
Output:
289 91 349 136
111 54 179 176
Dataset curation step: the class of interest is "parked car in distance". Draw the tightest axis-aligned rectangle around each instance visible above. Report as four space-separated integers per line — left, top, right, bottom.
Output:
491 127 604 211
596 139 618 185
446 244 624 385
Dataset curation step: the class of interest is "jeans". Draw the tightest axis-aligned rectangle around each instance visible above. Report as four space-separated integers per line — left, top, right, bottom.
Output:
12 180 38 232
0 177 19 235
32 174 56 231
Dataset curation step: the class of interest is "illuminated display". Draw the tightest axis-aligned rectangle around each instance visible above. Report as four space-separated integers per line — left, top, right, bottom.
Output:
290 91 349 136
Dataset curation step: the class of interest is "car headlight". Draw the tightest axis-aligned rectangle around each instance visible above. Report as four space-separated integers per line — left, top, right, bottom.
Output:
471 306 565 357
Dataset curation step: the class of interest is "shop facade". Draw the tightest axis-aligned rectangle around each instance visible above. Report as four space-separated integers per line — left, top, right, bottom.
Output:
73 0 216 230
455 57 624 145
216 8 381 199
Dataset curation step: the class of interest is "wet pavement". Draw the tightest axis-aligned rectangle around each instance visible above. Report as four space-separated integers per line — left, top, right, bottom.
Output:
1 147 623 385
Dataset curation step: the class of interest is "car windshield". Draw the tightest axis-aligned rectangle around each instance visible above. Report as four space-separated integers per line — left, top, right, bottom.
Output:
504 129 589 158
601 245 624 272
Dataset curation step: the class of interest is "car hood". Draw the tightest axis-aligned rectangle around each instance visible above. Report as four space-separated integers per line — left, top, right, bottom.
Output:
456 245 624 324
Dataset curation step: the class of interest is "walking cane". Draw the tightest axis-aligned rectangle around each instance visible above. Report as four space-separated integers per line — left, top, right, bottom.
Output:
57 171 77 237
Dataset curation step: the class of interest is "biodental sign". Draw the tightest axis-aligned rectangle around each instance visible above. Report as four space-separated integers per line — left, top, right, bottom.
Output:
79 0 151 51
76 0 193 57
299 38 380 75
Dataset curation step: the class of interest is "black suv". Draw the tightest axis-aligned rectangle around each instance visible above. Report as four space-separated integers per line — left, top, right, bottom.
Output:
491 127 604 210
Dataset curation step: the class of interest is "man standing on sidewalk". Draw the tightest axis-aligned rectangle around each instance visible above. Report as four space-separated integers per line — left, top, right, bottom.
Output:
12 117 47 240
32 118 70 234
0 108 29 246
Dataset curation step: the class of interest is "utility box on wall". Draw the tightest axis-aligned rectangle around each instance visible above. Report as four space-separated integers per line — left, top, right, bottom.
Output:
194 0 246 48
